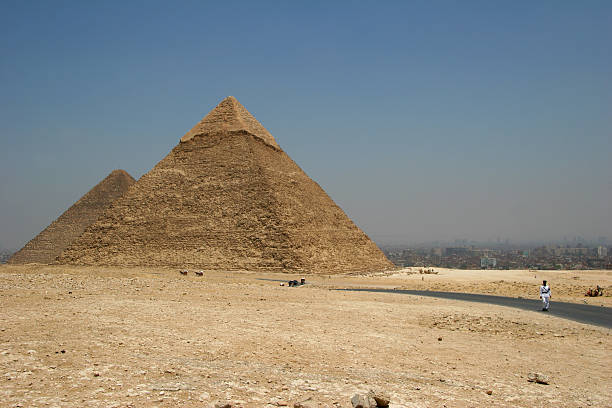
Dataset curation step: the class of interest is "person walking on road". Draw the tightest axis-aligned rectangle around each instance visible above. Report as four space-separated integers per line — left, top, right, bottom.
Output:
539 280 551 311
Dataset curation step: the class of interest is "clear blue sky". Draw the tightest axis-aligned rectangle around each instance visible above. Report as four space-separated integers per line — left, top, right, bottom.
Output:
1 0 611 249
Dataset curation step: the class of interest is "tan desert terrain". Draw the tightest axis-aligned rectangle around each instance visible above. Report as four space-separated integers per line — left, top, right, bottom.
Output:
334 267 612 307
1 264 610 407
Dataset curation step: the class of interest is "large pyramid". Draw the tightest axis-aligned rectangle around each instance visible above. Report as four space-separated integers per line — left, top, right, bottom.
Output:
9 170 135 264
57 97 394 273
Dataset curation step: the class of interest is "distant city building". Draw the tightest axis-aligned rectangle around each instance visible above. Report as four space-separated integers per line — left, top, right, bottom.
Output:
553 247 590 256
445 247 470 256
598 246 608 259
382 242 611 271
480 257 497 269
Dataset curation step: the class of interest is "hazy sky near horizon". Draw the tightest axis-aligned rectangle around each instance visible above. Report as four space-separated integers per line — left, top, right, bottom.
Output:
1 0 611 250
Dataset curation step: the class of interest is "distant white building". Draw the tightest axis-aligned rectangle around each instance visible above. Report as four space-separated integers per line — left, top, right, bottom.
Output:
481 257 497 269
598 246 608 258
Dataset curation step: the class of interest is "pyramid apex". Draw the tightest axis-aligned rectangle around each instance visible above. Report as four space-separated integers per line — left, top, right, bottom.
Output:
180 96 279 149
106 169 136 184
109 169 130 177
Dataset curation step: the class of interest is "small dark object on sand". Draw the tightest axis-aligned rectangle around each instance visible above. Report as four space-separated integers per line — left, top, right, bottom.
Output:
287 279 306 287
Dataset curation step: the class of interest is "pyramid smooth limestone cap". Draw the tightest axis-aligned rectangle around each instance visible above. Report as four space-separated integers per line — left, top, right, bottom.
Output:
108 169 133 178
180 96 279 149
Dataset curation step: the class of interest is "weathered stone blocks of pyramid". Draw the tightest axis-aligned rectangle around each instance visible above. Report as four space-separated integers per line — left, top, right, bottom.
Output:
9 170 135 264
57 97 394 273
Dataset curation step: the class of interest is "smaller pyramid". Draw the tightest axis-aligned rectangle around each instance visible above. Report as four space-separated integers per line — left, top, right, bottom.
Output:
8 170 135 264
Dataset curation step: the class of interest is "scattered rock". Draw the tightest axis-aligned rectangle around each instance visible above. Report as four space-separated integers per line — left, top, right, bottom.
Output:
367 389 391 407
214 402 233 408
152 383 189 391
351 393 376 408
486 390 493 395
294 399 315 408
527 372 550 384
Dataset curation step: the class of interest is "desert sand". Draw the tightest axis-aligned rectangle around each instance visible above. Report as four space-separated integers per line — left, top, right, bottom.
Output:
0 264 609 407
332 267 612 307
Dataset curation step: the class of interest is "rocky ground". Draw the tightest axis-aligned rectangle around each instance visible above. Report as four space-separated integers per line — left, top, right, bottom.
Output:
0 265 610 407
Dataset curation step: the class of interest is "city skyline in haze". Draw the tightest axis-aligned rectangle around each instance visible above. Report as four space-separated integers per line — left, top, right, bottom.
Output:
1 1 611 250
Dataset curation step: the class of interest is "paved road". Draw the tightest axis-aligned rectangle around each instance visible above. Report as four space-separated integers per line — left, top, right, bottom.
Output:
337 288 612 329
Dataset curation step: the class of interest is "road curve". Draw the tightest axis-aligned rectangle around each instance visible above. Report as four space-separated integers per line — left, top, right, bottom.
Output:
337 288 612 329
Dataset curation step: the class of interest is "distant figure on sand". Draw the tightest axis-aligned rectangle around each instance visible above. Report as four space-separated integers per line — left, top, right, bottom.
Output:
539 280 551 311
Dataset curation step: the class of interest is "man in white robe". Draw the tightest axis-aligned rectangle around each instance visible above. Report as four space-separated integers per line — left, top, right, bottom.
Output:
539 280 551 311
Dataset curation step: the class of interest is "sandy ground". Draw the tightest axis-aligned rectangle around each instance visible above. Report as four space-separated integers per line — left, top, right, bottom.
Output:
0 264 610 408
338 267 612 307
